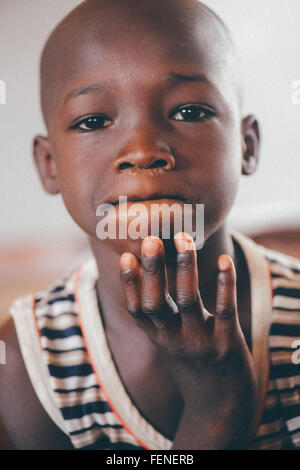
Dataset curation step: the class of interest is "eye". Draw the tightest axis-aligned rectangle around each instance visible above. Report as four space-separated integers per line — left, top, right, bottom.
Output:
71 115 113 132
170 104 215 122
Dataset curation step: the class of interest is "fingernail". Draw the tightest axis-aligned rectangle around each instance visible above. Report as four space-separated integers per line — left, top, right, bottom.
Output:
142 237 161 257
217 254 232 271
174 232 194 253
120 253 134 270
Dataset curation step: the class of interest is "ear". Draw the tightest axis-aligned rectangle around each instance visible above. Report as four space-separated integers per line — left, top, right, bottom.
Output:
33 136 60 194
241 115 260 176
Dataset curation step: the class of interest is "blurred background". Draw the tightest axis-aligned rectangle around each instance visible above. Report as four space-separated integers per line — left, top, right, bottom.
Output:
0 0 300 325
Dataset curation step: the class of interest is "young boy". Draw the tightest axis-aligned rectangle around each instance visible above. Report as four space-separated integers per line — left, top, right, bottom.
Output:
1 0 299 450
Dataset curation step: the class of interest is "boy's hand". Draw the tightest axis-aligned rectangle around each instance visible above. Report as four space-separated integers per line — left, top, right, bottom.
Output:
120 233 258 449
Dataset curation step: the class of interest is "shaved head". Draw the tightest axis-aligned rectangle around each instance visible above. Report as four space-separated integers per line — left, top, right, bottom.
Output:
40 0 242 130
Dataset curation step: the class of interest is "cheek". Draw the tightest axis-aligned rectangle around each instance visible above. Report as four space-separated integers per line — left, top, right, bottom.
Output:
180 122 242 234
204 129 242 234
53 143 106 236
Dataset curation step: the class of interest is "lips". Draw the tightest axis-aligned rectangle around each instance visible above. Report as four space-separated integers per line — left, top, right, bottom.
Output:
110 193 193 206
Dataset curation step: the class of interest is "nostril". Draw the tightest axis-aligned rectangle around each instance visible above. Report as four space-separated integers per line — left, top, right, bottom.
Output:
118 159 169 171
118 162 133 170
150 159 168 169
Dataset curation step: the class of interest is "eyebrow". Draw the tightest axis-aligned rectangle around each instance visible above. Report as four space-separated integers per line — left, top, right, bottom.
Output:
63 82 111 104
63 72 208 105
166 72 208 85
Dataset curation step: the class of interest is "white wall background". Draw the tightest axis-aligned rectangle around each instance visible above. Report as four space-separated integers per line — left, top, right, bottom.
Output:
1 0 300 244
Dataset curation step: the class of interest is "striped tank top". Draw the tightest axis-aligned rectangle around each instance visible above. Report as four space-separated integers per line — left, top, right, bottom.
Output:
10 230 300 449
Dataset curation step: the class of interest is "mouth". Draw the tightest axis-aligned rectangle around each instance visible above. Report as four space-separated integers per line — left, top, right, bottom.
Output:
110 193 193 206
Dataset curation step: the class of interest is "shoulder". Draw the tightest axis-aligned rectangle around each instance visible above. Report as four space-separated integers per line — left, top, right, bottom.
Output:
252 242 300 317
0 262 84 450
257 245 300 448
255 243 300 356
257 244 300 331
0 258 106 450
0 317 73 449
257 243 300 280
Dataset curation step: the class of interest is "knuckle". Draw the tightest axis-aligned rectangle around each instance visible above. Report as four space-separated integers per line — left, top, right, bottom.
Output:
177 252 193 272
143 307 158 317
121 268 136 285
142 299 160 316
217 302 236 319
177 295 198 314
126 302 139 318
142 256 162 276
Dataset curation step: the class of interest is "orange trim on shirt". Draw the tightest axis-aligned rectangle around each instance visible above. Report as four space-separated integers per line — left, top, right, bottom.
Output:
74 266 151 451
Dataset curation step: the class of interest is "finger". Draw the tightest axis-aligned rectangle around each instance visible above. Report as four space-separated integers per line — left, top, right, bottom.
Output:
214 254 239 339
120 252 157 337
174 232 205 333
120 252 141 317
141 236 176 332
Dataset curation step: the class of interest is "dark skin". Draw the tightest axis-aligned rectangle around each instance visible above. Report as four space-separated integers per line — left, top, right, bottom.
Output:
0 0 261 449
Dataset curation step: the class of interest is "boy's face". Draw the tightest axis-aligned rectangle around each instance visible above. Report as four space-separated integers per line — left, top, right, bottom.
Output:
35 0 259 254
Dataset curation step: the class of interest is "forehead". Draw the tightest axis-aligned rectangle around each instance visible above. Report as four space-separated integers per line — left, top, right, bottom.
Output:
41 1 239 126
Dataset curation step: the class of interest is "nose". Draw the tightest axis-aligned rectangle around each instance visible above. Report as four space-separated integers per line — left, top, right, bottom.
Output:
113 128 175 172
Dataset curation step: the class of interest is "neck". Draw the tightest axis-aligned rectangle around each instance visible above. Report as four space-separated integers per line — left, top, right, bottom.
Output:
88 222 237 336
